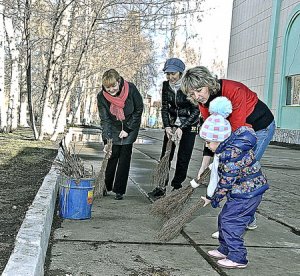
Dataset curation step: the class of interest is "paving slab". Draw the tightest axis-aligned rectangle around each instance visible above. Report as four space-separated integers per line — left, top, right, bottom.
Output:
49 242 220 276
46 129 300 276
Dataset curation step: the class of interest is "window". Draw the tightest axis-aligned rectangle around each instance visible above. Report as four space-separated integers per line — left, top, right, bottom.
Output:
287 75 300 105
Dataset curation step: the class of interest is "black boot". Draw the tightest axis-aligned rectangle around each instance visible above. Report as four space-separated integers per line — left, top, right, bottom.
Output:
148 187 166 201
114 193 124 200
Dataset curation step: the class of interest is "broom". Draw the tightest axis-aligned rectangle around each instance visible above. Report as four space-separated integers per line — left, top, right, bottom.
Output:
156 196 205 242
94 139 113 198
150 134 175 189
150 167 211 219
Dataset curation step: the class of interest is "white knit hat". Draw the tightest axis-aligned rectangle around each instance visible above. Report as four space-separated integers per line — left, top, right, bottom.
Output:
199 97 232 142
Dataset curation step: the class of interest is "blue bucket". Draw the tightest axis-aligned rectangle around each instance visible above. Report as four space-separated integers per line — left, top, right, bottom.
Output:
59 177 95 220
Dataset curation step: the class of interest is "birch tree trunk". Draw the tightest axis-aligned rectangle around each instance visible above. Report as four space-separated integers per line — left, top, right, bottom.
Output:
83 93 91 125
74 97 81 126
19 90 29 127
0 4 7 132
83 77 95 125
38 50 55 140
5 17 20 131
74 78 86 125
38 1 74 140
50 8 100 141
25 0 38 138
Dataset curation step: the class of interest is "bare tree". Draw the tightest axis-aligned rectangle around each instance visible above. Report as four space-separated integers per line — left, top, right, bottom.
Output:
5 16 20 131
24 0 38 138
0 3 7 132
0 0 207 139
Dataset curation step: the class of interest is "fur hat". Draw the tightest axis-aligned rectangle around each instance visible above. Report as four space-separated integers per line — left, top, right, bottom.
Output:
199 97 232 142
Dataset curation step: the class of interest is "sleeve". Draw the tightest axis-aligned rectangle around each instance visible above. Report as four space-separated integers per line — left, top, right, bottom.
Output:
124 84 144 132
210 151 241 208
206 154 220 199
203 145 214 157
161 82 170 128
180 101 200 128
97 92 112 143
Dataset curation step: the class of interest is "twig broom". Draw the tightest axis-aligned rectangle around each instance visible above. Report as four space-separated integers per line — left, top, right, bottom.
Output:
151 137 174 189
150 167 210 219
54 140 92 179
94 139 113 198
156 196 205 242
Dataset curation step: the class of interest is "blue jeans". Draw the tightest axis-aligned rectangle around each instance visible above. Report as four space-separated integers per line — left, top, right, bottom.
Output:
250 120 275 224
254 120 275 161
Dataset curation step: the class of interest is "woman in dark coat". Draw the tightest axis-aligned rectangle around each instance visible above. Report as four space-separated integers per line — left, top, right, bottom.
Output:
97 69 143 200
148 58 200 200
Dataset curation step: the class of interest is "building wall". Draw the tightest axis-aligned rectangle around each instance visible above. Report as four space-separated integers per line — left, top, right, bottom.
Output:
227 0 273 99
227 0 300 144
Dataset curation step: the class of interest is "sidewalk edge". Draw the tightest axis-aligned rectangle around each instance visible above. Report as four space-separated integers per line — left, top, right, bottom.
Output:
2 147 64 276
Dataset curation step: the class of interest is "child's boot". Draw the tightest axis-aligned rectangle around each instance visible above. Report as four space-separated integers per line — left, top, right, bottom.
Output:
217 258 247 269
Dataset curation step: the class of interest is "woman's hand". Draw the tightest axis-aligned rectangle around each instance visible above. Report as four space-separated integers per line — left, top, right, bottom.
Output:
197 156 212 178
165 127 173 139
103 144 112 158
119 130 128 138
174 128 183 141
201 196 211 207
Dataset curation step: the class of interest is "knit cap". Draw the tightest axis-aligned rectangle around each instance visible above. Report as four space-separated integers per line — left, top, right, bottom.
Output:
199 97 232 142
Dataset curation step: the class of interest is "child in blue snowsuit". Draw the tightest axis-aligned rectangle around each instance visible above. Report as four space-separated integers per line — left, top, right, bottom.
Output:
200 97 269 269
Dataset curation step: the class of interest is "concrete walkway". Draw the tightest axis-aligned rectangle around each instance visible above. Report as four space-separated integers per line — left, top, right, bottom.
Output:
45 128 300 276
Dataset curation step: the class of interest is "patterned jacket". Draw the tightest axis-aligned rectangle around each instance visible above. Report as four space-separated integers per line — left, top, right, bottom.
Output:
211 126 269 208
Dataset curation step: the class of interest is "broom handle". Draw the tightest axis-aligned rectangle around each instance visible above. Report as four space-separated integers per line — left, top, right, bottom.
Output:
195 166 211 184
166 138 173 153
190 166 211 189
165 126 178 152
102 139 112 168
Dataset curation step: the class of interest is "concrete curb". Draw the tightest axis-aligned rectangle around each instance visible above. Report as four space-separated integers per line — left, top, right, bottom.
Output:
2 147 64 276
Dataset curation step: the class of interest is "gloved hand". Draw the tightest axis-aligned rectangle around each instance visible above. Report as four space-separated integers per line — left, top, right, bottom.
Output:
119 130 128 138
211 200 220 209
165 127 173 139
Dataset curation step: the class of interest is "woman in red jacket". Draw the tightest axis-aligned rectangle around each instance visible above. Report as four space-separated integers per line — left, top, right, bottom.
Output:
181 66 275 235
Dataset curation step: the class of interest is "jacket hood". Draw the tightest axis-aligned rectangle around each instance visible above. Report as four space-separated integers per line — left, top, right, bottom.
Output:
216 126 257 154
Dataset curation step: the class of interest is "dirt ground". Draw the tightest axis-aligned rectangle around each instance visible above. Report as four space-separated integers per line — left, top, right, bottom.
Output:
0 128 59 273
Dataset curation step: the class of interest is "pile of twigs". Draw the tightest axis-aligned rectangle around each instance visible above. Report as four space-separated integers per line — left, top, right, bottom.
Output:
151 137 174 189
94 139 113 198
151 167 211 219
55 141 93 179
156 197 205 242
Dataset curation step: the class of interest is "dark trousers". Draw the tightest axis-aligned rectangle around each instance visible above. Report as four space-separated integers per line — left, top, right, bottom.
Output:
217 194 263 265
161 129 196 189
105 144 133 195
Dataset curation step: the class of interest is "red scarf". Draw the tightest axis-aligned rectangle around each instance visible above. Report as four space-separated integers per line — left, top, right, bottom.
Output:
103 80 129 121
